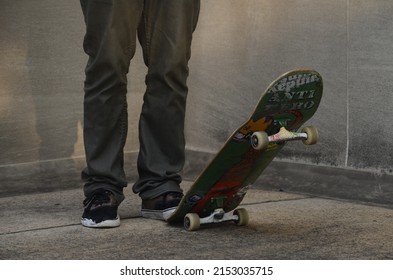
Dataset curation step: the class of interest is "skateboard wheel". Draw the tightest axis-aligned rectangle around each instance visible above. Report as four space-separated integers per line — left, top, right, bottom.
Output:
184 213 200 231
233 208 249 226
302 126 319 145
251 131 269 150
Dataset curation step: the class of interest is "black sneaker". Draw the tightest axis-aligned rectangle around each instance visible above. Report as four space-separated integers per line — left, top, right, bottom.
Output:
81 190 120 228
141 192 183 220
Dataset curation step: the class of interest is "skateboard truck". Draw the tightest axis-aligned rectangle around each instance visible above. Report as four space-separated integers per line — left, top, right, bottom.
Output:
183 208 249 231
251 126 319 150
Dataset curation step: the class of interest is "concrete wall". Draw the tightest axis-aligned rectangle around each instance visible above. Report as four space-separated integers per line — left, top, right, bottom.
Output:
1 0 393 196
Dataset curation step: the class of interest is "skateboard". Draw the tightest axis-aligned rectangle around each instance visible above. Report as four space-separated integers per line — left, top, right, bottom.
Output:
166 69 323 231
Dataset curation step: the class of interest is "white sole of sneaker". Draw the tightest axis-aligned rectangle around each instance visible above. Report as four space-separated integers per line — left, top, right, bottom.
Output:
81 215 120 228
141 207 177 221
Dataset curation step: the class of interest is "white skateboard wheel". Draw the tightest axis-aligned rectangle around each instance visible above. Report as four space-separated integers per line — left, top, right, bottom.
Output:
301 126 319 145
251 131 269 150
233 208 249 226
184 213 200 231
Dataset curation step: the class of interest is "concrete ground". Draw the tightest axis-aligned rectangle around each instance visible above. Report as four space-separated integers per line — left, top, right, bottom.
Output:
1 181 392 260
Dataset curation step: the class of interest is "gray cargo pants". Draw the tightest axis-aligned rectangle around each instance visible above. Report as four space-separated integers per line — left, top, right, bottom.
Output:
80 0 200 202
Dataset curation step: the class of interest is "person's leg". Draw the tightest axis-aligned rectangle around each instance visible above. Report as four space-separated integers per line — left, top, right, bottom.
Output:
80 0 143 227
133 0 200 219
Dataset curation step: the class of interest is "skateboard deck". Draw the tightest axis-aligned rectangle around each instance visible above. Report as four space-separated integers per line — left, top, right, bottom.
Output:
166 69 323 230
